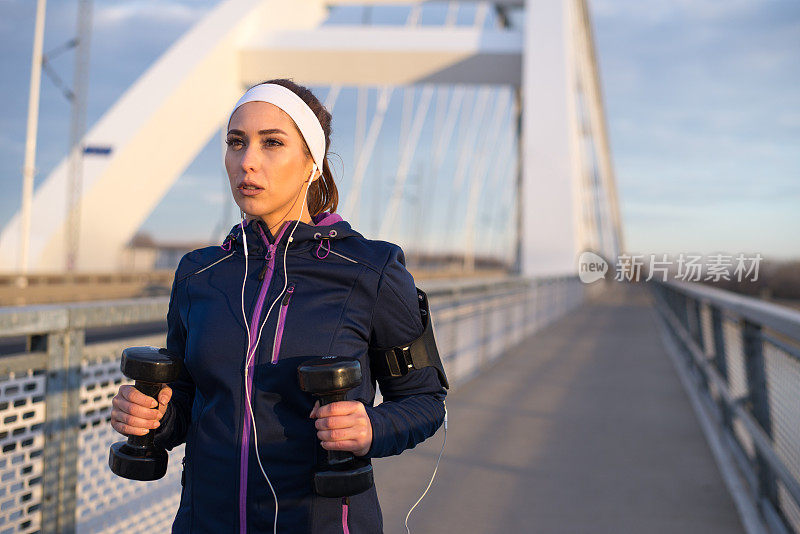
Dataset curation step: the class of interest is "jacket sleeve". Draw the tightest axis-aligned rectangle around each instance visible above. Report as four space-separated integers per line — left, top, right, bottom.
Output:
154 259 196 451
363 245 446 459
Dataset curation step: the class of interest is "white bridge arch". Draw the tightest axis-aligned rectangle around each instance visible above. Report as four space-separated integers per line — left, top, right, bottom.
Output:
1 0 623 276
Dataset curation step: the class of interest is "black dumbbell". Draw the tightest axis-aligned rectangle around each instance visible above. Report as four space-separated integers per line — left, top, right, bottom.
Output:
298 357 374 497
109 346 181 481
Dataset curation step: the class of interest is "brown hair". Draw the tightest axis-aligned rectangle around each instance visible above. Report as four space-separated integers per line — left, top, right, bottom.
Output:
250 78 338 217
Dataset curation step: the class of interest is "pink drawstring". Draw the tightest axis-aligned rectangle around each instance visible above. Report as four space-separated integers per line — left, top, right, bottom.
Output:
341 497 350 534
220 238 232 251
316 239 331 259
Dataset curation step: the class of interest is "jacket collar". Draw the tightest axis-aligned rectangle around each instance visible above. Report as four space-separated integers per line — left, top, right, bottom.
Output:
221 212 360 255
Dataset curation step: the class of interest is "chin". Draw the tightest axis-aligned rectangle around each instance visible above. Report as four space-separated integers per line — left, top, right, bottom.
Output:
236 199 269 218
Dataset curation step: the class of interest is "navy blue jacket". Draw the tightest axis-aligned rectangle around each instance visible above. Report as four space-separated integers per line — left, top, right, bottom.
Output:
156 212 446 533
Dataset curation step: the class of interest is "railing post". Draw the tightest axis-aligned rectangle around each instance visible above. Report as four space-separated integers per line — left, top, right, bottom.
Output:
667 287 680 332
691 300 709 392
741 319 778 508
690 300 703 350
710 306 732 431
677 294 693 368
41 328 82 533
679 294 690 332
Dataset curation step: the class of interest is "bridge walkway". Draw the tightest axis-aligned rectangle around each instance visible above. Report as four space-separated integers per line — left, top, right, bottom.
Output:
374 282 746 534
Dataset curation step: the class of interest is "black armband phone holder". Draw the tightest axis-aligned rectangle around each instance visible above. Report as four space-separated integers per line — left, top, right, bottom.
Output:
368 288 450 390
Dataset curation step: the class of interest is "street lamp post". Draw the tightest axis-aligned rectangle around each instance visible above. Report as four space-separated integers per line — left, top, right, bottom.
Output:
20 0 47 279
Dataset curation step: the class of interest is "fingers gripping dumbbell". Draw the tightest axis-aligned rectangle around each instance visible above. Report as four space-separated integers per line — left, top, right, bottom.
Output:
109 346 181 481
298 357 374 497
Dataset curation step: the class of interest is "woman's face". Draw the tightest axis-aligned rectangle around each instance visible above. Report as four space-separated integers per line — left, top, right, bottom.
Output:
225 101 318 227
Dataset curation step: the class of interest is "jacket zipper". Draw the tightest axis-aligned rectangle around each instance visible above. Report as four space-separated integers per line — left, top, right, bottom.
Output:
270 282 295 364
342 496 350 534
239 222 288 534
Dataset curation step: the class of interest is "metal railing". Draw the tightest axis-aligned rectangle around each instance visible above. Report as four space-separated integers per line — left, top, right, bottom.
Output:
652 281 800 534
0 275 583 533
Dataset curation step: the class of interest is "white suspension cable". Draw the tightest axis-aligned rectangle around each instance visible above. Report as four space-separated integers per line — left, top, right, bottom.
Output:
342 86 393 224
380 85 434 239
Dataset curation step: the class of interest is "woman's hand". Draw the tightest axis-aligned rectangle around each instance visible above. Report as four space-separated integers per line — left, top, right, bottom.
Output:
310 400 373 457
110 384 172 436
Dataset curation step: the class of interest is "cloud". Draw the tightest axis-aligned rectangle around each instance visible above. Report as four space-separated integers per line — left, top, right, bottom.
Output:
589 0 762 24
94 1 210 28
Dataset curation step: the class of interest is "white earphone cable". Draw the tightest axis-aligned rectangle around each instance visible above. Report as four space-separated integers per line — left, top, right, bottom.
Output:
240 219 252 351
241 164 317 534
404 401 447 534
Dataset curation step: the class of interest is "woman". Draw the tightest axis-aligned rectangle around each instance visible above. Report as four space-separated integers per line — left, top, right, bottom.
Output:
110 79 447 533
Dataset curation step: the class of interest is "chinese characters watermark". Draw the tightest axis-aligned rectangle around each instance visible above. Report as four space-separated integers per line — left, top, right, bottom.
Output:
577 252 763 284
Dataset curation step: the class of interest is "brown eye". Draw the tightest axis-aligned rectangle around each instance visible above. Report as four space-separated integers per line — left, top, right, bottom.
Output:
226 138 244 149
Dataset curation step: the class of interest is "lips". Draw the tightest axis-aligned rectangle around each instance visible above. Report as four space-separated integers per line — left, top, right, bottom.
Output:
237 182 263 197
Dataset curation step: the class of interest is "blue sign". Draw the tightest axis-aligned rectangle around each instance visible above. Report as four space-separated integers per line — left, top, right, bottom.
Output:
83 146 113 156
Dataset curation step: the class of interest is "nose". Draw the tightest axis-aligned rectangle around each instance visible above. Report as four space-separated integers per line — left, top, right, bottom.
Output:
240 142 260 174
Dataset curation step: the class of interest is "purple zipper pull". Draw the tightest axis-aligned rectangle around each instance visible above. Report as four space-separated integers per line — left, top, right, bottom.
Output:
258 245 277 281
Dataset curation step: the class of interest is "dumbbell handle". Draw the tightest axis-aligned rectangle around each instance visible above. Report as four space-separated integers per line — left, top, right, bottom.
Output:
318 392 353 466
127 380 162 449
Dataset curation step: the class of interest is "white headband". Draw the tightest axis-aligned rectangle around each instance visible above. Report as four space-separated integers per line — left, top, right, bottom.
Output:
228 83 326 168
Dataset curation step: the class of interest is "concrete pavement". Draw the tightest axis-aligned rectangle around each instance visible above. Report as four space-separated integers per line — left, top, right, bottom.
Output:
374 282 746 534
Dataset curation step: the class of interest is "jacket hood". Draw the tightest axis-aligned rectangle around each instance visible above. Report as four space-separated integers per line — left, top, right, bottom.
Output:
220 212 361 255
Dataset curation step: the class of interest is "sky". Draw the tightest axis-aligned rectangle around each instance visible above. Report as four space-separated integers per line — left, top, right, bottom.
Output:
0 0 798 264
590 0 800 260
